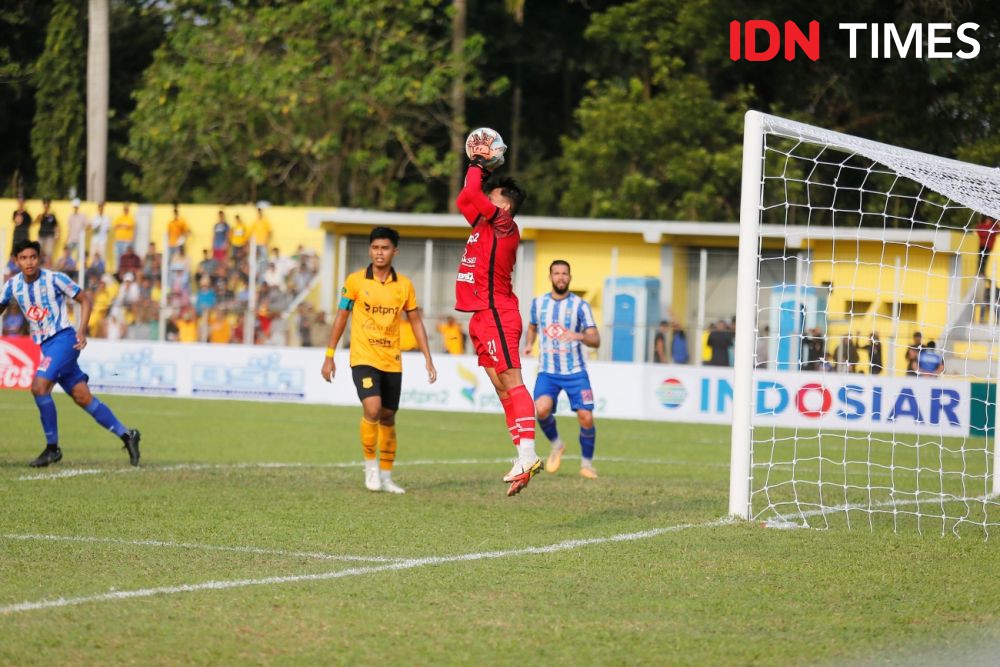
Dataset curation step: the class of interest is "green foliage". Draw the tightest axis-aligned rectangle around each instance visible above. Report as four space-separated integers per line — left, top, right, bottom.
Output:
124 0 486 207
30 0 85 199
556 0 748 219
560 76 745 220
2 0 998 213
550 0 1000 221
105 1 167 202
0 1 53 196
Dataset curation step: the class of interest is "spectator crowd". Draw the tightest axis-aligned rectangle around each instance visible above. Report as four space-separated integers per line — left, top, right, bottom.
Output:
5 201 320 345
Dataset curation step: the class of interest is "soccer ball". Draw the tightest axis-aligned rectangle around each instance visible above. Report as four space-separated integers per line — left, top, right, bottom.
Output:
465 127 507 169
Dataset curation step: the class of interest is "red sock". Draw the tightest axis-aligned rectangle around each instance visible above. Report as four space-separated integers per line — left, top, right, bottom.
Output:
500 395 520 446
508 384 536 443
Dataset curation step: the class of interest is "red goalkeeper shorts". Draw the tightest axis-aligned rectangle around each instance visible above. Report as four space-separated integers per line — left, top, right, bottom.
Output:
468 308 522 373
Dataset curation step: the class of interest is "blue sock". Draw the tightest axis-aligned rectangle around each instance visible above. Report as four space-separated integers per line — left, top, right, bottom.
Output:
34 394 58 444
580 426 596 461
84 398 127 437
538 413 559 443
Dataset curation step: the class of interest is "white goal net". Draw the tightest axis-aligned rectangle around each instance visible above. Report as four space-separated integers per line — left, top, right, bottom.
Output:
729 111 1000 537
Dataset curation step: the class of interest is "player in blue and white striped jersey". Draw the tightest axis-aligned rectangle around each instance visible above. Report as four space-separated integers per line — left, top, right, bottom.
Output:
523 260 601 478
0 240 140 468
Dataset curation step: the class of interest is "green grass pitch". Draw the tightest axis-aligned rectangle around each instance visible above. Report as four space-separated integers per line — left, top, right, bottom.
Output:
2 391 1000 665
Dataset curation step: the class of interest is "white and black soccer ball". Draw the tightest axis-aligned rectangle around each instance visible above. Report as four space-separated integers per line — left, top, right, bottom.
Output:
465 127 507 169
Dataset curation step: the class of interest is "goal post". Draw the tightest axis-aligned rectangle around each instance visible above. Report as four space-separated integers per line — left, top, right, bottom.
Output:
729 110 764 520
729 110 1000 535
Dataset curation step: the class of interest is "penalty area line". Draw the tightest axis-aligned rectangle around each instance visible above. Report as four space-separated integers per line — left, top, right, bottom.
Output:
0 517 734 615
16 459 515 481
16 455 715 481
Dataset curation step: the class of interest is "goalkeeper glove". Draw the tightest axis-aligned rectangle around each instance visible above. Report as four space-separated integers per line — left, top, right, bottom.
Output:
469 155 493 174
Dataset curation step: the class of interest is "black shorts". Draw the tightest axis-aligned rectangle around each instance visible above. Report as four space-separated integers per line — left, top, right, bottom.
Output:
351 365 402 411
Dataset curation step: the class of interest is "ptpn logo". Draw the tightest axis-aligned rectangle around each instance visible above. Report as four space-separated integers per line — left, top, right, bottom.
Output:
730 20 980 62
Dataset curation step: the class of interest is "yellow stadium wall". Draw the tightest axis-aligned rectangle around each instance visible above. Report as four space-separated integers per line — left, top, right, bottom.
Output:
147 203 325 259
530 231 662 327
807 239 956 373
1 198 326 262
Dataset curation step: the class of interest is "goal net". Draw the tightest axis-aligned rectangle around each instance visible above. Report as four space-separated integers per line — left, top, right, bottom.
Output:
729 111 1000 537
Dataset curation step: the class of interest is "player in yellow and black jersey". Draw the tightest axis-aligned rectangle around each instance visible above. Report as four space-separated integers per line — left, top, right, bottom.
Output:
321 227 437 494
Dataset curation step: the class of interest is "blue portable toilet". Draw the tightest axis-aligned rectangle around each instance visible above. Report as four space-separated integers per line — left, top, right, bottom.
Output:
764 284 821 370
604 277 661 362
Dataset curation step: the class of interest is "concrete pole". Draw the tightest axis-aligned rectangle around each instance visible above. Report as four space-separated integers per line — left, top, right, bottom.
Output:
86 0 110 203
448 0 467 212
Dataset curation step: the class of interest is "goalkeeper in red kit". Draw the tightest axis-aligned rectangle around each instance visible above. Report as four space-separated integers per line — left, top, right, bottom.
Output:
454 151 538 497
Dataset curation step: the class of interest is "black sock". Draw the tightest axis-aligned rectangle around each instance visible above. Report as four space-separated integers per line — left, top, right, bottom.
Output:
46 443 59 451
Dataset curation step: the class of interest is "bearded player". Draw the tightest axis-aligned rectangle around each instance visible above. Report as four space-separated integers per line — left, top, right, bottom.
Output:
523 260 601 478
455 130 538 497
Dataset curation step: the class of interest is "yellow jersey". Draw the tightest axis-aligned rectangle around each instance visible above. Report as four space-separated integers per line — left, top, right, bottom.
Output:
437 321 465 355
208 311 232 343
341 265 417 372
113 214 135 242
167 217 189 246
176 318 198 343
251 217 271 246
230 221 249 247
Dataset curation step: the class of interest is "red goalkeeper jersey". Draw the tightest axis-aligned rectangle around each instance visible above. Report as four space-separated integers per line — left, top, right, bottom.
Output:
454 165 520 312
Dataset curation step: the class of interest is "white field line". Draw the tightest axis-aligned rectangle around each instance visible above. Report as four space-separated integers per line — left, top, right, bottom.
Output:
0 517 734 615
17 468 105 480
17 458 510 481
15 455 724 481
2 533 408 564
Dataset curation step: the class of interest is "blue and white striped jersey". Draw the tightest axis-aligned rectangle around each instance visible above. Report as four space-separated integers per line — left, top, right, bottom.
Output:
0 269 81 344
530 292 597 375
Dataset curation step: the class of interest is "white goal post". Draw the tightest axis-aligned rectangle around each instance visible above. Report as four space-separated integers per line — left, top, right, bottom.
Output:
729 111 1000 535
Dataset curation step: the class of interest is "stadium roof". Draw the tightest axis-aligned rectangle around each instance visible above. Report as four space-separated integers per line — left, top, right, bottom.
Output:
307 208 956 251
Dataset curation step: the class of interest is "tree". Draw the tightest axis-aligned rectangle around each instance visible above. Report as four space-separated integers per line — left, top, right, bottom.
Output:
0 1 54 196
555 0 999 221
105 0 166 201
31 0 86 199
557 0 747 220
124 0 489 208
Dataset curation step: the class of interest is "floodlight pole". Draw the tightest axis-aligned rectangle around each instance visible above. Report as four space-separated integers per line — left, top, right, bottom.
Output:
728 111 764 520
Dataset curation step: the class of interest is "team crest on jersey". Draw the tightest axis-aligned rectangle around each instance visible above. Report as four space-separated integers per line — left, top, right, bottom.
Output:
543 323 567 339
362 377 374 389
24 305 49 322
